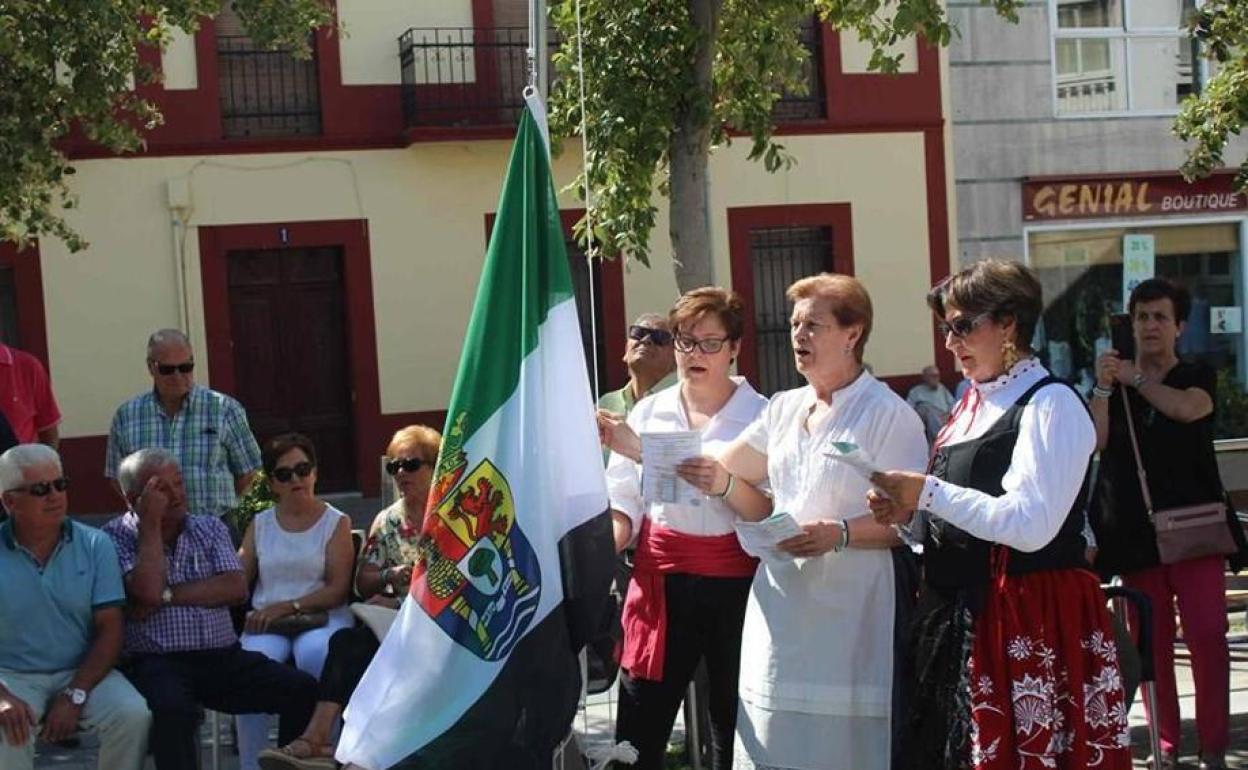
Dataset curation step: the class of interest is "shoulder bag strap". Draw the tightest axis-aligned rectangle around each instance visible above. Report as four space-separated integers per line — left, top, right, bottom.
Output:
1119 384 1156 522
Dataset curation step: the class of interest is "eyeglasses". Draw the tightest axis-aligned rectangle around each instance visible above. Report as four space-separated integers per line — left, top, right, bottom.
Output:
385 457 428 476
153 361 194 376
937 314 990 340
10 477 70 497
674 336 730 354
627 325 673 346
270 462 315 483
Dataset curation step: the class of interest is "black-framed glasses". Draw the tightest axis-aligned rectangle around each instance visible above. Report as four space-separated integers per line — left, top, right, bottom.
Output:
937 314 990 340
627 325 673 346
674 336 729 354
153 361 194 376
271 462 315 483
385 457 428 476
11 477 70 497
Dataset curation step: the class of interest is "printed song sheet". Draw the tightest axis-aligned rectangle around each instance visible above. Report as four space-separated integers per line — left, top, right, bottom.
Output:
734 512 804 565
641 431 703 506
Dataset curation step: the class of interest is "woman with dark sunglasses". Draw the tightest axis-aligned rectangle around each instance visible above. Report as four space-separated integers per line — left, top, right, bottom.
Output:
235 433 355 770
257 425 442 770
869 260 1131 770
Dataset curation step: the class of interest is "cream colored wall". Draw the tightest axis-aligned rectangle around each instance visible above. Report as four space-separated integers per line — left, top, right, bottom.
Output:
161 27 199 90
839 29 918 74
48 130 936 438
338 0 475 85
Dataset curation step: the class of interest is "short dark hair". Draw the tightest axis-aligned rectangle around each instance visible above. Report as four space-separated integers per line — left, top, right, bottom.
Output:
262 433 317 473
1128 277 1191 323
669 287 746 341
927 260 1043 350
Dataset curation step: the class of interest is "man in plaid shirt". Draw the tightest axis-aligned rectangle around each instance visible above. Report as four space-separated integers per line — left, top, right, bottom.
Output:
105 329 261 520
103 448 316 770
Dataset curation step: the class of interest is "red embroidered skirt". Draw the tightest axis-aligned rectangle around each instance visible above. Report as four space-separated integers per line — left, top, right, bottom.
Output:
968 567 1132 770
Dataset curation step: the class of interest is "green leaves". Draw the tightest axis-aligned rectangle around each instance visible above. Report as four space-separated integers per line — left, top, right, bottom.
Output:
0 0 333 251
1175 0 1248 192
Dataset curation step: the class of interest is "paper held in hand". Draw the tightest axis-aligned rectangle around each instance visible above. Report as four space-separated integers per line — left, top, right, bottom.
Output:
824 441 883 481
641 431 704 506
733 512 804 565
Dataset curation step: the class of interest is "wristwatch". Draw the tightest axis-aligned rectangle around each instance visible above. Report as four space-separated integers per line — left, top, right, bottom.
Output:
1131 372 1147 389
61 687 87 707
160 586 173 606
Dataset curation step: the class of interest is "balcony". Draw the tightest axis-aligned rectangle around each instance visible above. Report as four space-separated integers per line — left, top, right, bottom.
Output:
218 35 322 138
399 27 556 130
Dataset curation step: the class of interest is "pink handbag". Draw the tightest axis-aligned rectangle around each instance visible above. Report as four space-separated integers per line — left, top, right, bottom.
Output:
1120 387 1237 565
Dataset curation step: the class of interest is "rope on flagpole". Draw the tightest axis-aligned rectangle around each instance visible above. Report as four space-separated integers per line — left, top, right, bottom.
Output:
573 0 602 401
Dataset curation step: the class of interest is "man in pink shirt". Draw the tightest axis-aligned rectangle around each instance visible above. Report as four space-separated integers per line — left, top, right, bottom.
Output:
0 342 60 449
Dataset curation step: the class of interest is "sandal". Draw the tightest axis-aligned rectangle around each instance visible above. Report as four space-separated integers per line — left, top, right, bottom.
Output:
257 738 338 770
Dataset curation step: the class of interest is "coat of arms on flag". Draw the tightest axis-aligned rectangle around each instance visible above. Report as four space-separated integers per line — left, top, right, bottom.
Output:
414 413 542 661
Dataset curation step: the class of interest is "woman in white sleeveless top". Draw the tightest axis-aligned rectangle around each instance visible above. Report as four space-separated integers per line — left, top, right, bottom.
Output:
236 433 355 770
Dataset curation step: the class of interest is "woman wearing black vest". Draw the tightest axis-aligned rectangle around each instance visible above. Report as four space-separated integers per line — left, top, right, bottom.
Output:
869 260 1131 770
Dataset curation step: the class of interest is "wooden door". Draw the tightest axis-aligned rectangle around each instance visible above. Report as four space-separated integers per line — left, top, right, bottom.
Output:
227 246 356 492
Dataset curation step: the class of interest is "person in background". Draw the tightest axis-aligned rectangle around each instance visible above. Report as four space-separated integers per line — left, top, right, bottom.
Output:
597 313 678 420
0 336 61 450
680 274 929 770
105 329 261 520
256 424 442 770
1090 278 1233 770
236 433 354 770
104 448 316 770
0 444 149 770
600 288 766 769
870 259 1130 770
906 364 956 443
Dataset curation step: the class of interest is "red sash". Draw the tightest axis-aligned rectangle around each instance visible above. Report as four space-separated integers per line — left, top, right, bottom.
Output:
620 518 758 681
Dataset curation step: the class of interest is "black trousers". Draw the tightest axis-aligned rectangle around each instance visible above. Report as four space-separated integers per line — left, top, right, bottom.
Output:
123 644 317 770
615 572 752 770
318 625 380 706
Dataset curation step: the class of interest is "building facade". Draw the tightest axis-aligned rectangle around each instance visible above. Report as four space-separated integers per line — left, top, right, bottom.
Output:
3 0 959 513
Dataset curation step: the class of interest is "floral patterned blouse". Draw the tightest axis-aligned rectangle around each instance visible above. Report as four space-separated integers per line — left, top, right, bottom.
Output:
361 500 423 570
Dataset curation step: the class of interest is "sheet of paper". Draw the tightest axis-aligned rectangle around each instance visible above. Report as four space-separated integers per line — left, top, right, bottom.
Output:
734 512 804 565
824 440 882 481
640 431 704 506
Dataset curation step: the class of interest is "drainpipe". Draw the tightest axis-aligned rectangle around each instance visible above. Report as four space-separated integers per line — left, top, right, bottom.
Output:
167 178 193 332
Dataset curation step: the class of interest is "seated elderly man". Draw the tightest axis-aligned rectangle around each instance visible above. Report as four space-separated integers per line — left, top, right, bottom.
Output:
0 444 150 770
103 448 316 770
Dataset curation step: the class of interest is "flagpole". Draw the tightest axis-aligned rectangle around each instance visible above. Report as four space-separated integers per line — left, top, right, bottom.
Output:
528 0 548 101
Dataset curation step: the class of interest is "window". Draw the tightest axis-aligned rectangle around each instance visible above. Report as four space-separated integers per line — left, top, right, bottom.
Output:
771 16 827 123
565 237 611 391
1051 0 1196 116
216 6 321 138
0 266 17 348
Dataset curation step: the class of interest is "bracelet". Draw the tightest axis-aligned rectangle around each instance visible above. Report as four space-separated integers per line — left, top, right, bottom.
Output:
1131 372 1147 389
714 473 736 499
1091 385 1113 400
832 520 850 552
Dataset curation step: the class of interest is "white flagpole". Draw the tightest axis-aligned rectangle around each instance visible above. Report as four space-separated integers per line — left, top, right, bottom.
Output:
528 0 548 101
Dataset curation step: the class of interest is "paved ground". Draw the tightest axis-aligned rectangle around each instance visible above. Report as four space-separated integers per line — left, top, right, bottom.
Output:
33 503 1248 769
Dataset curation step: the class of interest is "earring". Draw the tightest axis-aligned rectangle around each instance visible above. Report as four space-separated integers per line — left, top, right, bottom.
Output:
1002 339 1019 370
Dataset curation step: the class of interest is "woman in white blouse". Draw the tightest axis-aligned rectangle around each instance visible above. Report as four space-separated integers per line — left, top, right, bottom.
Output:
601 287 766 770
679 274 928 770
869 260 1131 770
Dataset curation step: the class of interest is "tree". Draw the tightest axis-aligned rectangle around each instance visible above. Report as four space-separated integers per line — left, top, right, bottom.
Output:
0 0 332 251
547 0 1020 292
1175 0 1248 190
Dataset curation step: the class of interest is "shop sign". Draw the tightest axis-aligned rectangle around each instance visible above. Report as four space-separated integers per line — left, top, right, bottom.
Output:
1212 307 1243 335
1023 172 1246 221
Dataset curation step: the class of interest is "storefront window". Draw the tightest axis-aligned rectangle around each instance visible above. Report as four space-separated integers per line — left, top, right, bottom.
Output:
1028 221 1248 438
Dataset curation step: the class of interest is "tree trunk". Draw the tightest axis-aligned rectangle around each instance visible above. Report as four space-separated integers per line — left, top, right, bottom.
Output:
668 0 722 294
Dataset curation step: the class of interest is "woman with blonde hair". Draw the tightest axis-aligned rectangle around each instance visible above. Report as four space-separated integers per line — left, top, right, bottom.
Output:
679 273 928 770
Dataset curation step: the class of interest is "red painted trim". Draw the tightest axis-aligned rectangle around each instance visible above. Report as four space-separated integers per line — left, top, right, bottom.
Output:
0 242 49 366
726 203 855 389
923 127 957 378
826 33 943 129
198 219 385 496
60 436 120 515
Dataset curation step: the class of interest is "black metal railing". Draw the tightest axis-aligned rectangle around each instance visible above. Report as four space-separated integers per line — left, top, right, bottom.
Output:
750 225 835 396
772 17 827 123
399 27 557 129
217 35 322 138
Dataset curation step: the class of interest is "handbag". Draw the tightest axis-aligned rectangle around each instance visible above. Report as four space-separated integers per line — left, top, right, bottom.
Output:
265 609 329 637
1120 386 1237 565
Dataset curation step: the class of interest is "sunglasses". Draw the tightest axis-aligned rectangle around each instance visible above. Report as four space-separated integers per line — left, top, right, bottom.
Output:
153 361 195 376
270 462 315 483
627 325 673 346
10 477 70 497
937 314 990 340
385 457 428 476
674 336 729 354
